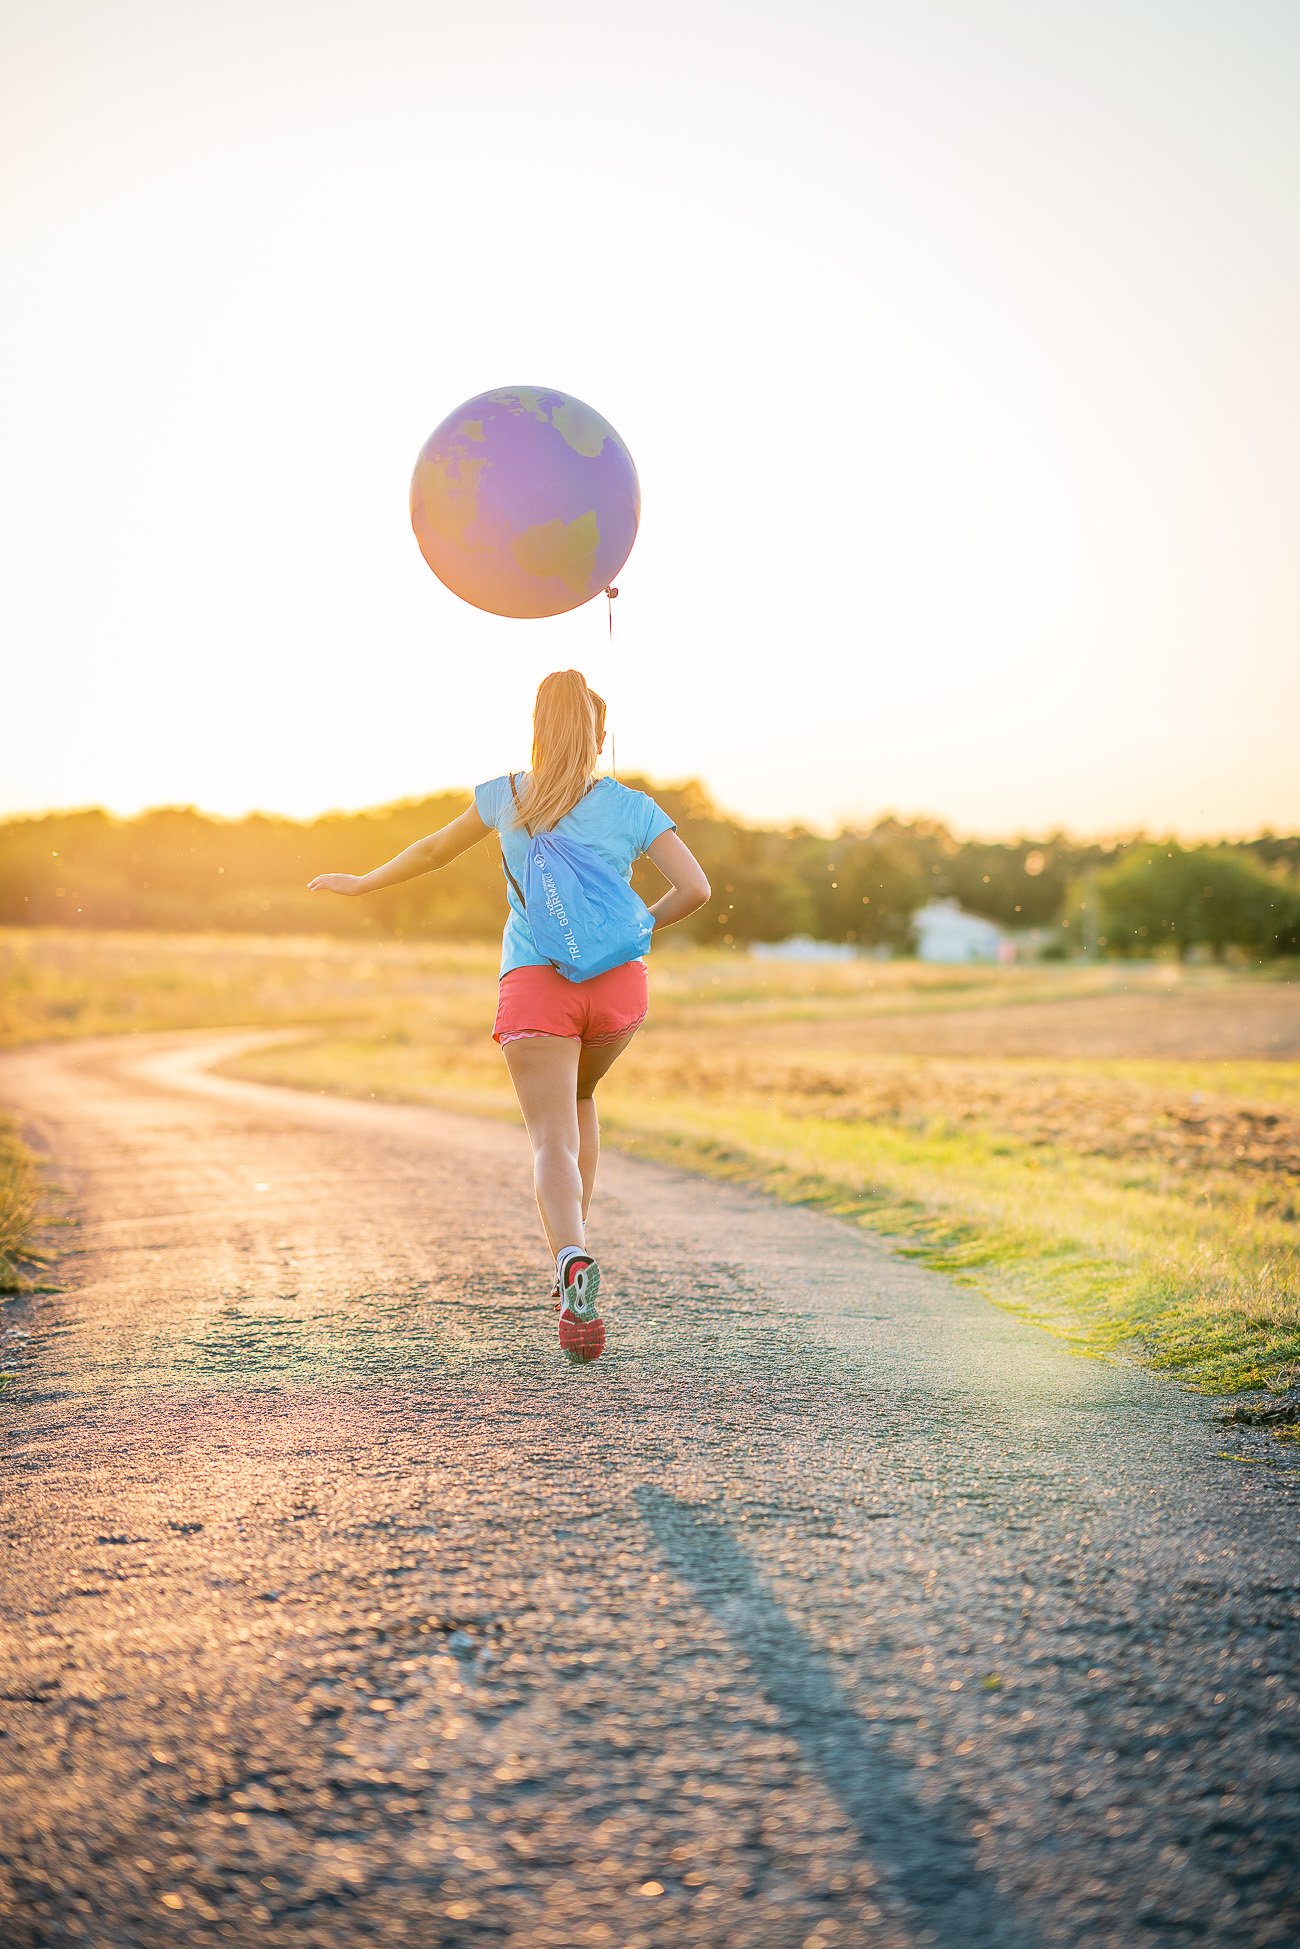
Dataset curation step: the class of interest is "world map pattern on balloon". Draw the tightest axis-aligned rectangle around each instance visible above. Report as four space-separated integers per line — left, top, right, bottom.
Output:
409 387 641 619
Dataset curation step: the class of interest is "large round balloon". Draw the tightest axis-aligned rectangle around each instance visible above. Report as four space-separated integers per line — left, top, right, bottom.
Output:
409 387 640 619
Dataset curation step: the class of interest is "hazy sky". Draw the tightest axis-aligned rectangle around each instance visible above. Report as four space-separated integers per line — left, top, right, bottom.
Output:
3 0 1298 838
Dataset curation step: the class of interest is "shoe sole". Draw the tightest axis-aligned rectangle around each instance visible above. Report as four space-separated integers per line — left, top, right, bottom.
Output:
558 1257 602 1361
558 1255 600 1322
559 1315 606 1363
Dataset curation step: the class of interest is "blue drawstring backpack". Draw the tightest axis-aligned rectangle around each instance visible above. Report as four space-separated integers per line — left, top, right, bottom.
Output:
500 774 656 983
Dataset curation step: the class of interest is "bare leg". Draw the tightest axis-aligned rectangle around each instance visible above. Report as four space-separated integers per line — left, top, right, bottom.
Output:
577 1099 599 1222
575 1026 642 1228
501 1035 584 1257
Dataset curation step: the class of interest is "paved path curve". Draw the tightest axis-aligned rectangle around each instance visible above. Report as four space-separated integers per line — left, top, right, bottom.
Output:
0 1032 1296 1949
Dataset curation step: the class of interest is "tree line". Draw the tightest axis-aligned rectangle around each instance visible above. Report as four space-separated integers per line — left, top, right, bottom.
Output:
1 781 1296 958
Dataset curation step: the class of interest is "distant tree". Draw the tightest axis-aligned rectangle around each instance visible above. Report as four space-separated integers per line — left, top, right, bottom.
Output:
2 794 1295 959
1096 844 1300 959
1245 832 1300 875
858 818 1121 931
786 831 923 951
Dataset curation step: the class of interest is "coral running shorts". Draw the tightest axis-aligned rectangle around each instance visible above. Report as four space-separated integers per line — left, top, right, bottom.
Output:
493 959 649 1048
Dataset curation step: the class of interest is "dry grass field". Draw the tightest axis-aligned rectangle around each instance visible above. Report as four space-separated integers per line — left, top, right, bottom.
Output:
0 1116 37 1304
2 928 1297 1404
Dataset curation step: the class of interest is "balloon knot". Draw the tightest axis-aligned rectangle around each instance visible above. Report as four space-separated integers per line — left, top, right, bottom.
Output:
605 585 619 599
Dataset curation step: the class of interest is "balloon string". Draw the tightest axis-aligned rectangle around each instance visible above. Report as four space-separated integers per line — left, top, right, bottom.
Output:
605 587 618 774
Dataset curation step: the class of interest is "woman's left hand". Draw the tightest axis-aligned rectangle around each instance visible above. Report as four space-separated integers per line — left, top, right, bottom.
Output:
308 873 365 896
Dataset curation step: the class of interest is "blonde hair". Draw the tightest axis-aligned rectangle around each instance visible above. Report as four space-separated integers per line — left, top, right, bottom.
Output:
511 670 607 834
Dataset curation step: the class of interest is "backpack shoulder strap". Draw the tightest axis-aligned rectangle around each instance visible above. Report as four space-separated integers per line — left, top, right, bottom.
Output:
499 773 529 907
499 847 526 908
507 771 531 836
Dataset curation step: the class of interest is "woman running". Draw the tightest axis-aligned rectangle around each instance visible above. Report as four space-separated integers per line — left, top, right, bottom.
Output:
308 668 711 1360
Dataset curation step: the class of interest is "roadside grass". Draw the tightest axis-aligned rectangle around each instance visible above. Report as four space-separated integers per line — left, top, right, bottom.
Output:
3 928 1298 1403
0 1116 38 1296
595 1098 1299 1396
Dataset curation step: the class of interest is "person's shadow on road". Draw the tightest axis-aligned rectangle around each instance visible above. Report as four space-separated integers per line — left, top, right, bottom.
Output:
636 1487 1035 1949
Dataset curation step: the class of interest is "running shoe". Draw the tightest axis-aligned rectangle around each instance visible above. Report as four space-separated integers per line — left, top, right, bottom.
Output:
556 1250 605 1363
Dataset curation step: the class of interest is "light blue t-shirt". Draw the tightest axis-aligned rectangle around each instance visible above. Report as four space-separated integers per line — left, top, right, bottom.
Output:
474 772 677 978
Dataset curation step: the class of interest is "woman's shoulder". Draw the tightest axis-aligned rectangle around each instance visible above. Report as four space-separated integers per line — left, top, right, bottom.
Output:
603 776 667 811
473 772 526 827
592 777 644 815
599 776 645 805
596 778 675 846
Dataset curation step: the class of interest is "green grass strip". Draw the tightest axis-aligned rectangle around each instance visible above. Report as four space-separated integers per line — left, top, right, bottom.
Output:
0 1116 39 1294
595 1095 1298 1397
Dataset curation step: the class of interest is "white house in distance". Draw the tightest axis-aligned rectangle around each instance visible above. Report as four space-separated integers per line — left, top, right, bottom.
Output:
749 902 1014 964
913 897 1012 964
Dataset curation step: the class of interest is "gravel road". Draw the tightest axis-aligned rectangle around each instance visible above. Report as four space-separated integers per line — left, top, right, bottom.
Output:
1 1031 1296 1949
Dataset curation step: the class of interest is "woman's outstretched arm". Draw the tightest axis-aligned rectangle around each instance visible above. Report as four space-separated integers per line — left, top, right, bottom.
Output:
309 803 491 898
642 830 711 929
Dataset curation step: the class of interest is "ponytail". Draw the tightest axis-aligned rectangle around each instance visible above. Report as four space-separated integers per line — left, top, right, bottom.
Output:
513 670 607 834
